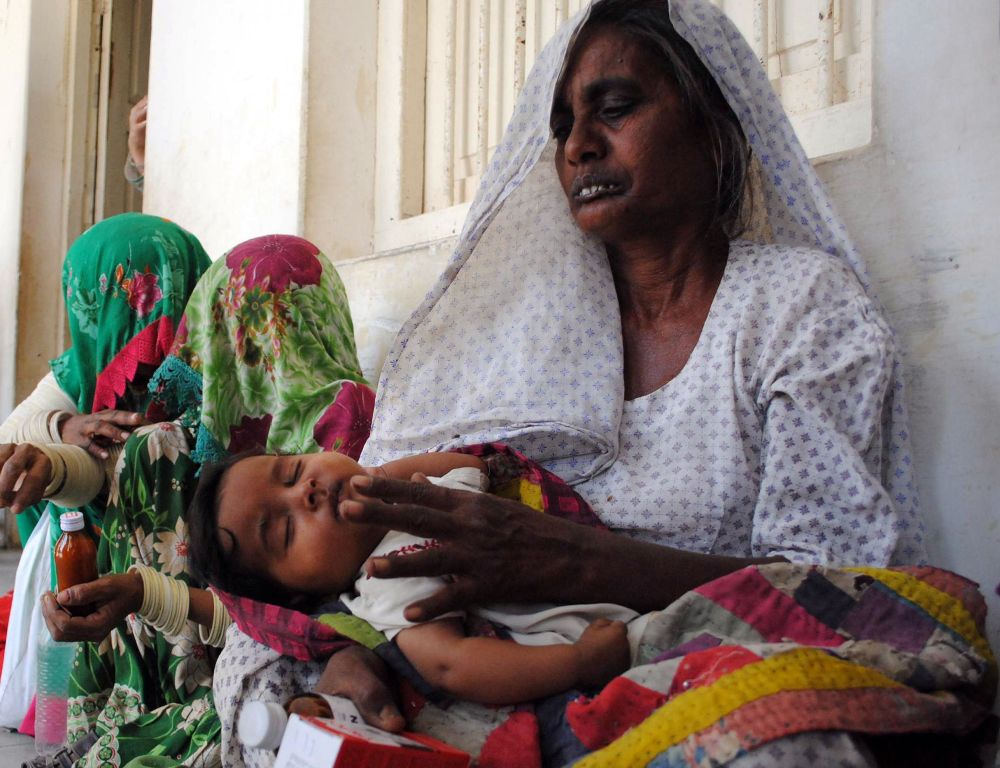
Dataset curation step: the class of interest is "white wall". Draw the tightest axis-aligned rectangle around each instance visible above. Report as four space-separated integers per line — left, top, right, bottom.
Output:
0 0 31 420
143 0 309 259
816 1 1000 655
303 1 378 264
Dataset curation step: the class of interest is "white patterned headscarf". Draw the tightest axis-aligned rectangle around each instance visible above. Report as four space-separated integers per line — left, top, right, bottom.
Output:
360 0 916 515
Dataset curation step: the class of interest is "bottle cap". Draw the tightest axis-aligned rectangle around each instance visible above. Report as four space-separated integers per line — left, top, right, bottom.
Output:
59 511 86 532
238 701 287 751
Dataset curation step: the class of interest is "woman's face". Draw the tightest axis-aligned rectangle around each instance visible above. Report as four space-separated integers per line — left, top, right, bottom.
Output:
551 26 716 247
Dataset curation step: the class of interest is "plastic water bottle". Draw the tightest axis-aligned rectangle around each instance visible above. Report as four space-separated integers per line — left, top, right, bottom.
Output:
34 627 76 755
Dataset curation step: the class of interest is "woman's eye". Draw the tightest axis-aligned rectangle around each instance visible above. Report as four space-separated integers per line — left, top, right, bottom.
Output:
601 103 633 121
552 122 572 141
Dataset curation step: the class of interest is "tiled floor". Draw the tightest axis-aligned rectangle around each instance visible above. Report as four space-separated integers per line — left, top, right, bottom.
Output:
0 547 42 764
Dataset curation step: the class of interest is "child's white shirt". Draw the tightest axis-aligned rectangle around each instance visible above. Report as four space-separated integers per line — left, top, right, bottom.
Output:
338 467 649 661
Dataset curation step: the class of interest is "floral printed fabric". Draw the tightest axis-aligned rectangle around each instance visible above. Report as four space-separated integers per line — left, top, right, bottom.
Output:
67 236 375 768
151 234 371 463
50 212 211 414
68 423 221 768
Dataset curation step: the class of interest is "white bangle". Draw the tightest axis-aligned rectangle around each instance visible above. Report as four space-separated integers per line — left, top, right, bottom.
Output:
198 589 232 647
130 565 190 637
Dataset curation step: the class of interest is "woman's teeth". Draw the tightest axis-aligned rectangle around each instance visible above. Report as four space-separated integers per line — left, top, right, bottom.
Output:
576 184 617 201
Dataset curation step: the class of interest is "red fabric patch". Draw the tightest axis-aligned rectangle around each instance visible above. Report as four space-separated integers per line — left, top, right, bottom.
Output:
18 697 36 737
695 567 845 647
313 381 375 459
667 645 761 699
0 590 12 675
228 414 273 453
399 678 428 723
225 235 322 293
92 315 175 411
566 677 667 750
478 711 541 768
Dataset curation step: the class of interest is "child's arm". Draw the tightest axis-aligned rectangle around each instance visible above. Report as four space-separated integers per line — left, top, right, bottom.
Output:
369 452 486 483
395 617 629 705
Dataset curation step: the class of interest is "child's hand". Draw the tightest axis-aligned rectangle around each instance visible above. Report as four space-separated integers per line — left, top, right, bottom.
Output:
573 618 630 689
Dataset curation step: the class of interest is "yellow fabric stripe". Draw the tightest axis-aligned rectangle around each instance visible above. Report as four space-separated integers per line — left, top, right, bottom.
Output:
575 647 902 768
517 478 544 512
846 567 994 662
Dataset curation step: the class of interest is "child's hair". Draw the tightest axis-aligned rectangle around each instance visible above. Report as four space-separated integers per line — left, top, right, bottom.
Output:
186 450 302 608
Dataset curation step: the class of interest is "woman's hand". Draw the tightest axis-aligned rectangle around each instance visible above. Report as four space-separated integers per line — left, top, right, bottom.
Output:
127 95 148 169
0 443 51 514
40 571 144 642
60 410 146 459
313 645 405 733
342 475 593 621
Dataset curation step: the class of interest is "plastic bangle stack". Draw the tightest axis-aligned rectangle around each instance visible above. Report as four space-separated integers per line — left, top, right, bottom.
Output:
131 564 189 637
129 564 231 646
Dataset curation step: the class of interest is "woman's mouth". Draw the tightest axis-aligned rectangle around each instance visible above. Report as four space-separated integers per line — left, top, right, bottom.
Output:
571 175 623 203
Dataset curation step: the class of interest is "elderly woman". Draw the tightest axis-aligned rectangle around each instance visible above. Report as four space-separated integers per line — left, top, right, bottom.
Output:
25 235 375 767
350 0 924 606
209 2 998 767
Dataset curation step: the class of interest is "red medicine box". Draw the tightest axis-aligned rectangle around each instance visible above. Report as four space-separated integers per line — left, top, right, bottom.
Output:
273 713 470 768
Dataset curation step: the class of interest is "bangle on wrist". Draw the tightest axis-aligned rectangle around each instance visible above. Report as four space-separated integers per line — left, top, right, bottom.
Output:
198 589 232 647
130 565 190 636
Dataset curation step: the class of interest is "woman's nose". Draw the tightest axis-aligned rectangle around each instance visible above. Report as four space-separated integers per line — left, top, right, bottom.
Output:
564 119 605 166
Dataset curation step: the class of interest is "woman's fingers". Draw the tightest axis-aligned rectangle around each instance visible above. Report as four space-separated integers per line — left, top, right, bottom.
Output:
365 545 451 580
56 577 115 607
41 592 110 642
57 572 144 615
0 443 50 513
351 475 462 510
340 492 460 537
61 411 146 457
400 582 471 623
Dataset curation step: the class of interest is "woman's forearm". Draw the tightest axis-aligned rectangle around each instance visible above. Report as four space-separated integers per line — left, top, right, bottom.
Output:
570 527 784 613
188 586 217 627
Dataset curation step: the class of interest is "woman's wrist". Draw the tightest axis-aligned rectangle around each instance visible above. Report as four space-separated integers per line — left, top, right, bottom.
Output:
127 569 146 615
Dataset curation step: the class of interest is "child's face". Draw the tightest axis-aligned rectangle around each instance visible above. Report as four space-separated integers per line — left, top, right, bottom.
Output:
216 453 388 596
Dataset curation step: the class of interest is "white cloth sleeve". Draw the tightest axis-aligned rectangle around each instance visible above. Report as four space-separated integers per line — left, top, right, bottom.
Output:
0 372 76 444
751 259 901 566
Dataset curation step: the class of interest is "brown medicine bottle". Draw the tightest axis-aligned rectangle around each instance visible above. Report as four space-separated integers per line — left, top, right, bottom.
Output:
54 511 98 615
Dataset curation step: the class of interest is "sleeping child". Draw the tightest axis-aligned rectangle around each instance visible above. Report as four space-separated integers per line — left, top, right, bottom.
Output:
186 448 646 706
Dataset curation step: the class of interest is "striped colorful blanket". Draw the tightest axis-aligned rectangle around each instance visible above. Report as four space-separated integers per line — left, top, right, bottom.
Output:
216 445 997 766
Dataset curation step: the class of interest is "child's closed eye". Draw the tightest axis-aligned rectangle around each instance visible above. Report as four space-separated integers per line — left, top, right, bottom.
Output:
283 459 302 487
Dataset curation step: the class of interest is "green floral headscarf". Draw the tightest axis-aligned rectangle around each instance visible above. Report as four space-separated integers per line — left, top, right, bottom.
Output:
50 213 211 413
149 234 373 463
